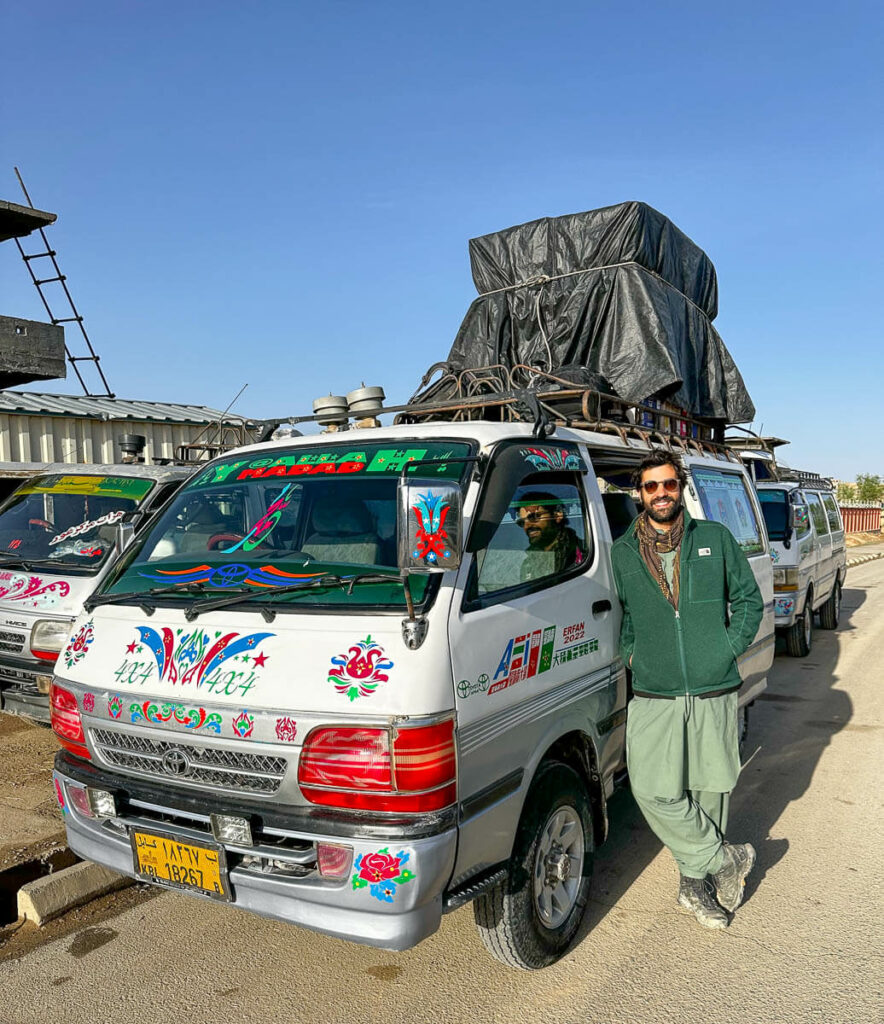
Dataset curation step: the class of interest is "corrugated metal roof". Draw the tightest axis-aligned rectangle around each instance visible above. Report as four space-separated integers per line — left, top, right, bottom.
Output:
0 390 255 426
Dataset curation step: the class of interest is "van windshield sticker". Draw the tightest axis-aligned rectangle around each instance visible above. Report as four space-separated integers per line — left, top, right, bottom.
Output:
139 563 330 590
18 476 154 500
691 469 764 554
520 447 584 472
189 444 470 489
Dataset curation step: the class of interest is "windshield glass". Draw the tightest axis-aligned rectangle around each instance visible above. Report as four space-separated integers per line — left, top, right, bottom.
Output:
0 474 154 574
102 441 472 609
757 488 790 542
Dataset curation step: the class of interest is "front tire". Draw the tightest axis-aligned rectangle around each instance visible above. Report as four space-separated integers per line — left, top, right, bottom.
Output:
785 590 813 657
473 762 593 970
818 581 841 630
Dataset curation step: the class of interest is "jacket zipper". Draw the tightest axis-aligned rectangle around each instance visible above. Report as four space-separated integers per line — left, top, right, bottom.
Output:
674 610 690 694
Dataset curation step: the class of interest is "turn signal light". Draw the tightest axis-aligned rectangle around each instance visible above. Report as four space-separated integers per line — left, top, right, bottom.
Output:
50 683 91 761
298 720 456 813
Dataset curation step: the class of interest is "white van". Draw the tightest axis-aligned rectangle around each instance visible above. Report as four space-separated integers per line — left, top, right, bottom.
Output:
50 418 773 969
0 464 190 720
755 475 846 656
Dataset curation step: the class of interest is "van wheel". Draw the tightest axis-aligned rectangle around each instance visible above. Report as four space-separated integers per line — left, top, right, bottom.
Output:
473 762 593 970
818 581 841 630
785 591 813 657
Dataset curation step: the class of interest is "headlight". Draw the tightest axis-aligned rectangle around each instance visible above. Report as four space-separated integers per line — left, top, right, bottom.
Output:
773 568 799 591
31 618 76 658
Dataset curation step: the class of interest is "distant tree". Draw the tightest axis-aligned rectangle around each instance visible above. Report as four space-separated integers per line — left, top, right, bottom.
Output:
836 482 856 503
855 474 883 503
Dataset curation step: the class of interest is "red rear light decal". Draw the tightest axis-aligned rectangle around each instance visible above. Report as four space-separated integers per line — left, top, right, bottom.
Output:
328 635 393 702
31 649 60 662
299 719 456 813
351 847 415 904
50 683 91 761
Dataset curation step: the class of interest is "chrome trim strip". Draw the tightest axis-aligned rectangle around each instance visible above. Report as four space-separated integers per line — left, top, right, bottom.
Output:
458 663 617 757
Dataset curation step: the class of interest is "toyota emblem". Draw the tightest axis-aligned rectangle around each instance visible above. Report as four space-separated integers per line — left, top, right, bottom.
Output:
161 748 191 776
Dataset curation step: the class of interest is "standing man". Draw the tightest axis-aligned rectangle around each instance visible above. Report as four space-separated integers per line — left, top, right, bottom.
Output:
611 450 763 929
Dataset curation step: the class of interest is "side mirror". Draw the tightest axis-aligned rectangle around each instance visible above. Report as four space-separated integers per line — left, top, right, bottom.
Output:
792 505 809 531
115 521 137 552
397 479 463 573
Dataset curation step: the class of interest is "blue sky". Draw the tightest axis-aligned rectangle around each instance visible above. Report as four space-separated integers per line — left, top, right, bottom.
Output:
2 1 880 479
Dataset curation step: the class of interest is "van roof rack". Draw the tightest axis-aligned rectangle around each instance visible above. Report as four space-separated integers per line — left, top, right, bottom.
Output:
776 466 835 490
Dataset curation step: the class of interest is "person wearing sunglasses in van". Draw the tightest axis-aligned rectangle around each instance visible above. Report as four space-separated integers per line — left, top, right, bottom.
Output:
611 450 763 929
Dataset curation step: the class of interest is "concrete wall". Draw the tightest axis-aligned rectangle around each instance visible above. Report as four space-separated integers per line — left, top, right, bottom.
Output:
0 317 66 388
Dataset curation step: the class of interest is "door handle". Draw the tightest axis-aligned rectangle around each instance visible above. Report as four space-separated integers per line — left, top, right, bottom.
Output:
592 600 612 616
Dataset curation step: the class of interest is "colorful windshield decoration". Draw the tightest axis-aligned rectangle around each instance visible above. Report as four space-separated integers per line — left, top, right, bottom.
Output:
139 563 328 590
128 626 274 688
411 492 452 565
62 620 95 670
0 572 70 609
108 695 124 719
50 509 125 547
129 701 222 732
520 447 583 471
222 485 294 553
232 710 254 738
351 848 415 904
275 716 297 742
328 635 393 702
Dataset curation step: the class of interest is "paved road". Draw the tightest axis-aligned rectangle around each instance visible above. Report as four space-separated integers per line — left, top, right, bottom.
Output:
1 560 881 1024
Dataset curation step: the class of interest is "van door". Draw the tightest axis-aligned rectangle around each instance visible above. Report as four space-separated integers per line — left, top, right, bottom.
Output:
448 440 623 879
806 492 834 606
682 459 774 702
821 492 846 581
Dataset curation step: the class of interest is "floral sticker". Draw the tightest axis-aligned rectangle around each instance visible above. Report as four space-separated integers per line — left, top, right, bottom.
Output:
351 848 415 904
130 701 222 732
0 571 70 609
63 620 95 670
83 693 95 712
232 710 254 738
54 777 67 813
275 716 297 742
411 492 452 566
108 695 124 719
328 635 393 702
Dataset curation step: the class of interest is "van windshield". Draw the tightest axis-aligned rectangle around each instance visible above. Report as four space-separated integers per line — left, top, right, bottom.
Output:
0 474 155 575
102 441 472 609
757 489 790 542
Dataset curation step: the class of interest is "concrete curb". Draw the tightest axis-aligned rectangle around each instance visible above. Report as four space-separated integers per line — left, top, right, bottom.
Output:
17 861 134 926
846 551 884 568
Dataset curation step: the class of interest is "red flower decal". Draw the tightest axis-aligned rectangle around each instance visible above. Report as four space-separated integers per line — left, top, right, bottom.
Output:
358 851 402 883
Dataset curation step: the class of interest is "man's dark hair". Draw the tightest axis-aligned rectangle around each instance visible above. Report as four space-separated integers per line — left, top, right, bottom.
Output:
631 450 688 492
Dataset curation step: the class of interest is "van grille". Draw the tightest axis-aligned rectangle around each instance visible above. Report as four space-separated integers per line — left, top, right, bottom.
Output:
0 630 26 654
89 728 288 796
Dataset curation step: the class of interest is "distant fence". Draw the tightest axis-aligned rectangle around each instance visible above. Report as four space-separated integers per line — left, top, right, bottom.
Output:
839 504 882 533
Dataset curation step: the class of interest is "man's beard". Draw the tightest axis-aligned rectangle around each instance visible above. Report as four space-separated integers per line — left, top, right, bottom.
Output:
644 495 683 524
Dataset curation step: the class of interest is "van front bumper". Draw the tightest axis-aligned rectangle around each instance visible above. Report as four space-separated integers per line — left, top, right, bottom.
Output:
53 752 457 952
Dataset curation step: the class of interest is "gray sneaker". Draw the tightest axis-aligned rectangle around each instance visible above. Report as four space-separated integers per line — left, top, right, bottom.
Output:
712 842 756 912
677 875 728 929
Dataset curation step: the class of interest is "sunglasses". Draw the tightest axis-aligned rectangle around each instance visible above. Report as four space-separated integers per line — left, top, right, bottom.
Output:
640 478 680 495
516 510 553 527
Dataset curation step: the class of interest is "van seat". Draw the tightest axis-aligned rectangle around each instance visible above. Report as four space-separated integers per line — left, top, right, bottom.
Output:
603 492 639 541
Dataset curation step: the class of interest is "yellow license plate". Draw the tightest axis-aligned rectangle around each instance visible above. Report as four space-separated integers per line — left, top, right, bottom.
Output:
131 829 230 901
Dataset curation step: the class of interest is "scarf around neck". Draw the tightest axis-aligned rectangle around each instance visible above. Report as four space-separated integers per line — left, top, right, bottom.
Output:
635 508 685 608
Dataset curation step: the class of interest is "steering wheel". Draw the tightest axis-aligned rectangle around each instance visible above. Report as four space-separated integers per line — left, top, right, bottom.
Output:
29 518 56 533
206 533 244 551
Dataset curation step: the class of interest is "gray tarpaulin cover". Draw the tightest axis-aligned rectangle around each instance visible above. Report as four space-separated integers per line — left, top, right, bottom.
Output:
414 201 754 423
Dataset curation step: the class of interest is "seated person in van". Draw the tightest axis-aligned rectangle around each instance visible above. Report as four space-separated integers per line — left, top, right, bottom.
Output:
516 491 585 582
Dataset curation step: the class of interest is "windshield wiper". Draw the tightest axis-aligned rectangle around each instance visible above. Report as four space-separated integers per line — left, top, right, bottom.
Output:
185 574 350 621
84 581 228 615
0 553 36 571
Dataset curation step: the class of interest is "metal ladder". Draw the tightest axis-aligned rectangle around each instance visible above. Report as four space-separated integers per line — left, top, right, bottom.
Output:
12 167 114 397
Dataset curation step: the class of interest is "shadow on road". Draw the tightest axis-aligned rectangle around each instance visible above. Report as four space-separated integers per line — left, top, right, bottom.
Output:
576 585 862 939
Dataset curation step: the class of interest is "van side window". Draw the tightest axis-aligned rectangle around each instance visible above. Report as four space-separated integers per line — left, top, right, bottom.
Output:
821 493 842 532
806 493 829 536
690 468 764 554
470 473 590 601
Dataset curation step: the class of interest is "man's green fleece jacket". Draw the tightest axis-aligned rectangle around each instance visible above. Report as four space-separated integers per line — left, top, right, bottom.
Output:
611 510 764 697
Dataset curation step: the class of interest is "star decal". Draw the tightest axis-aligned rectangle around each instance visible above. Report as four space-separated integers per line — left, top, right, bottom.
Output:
252 652 268 668
126 641 138 654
